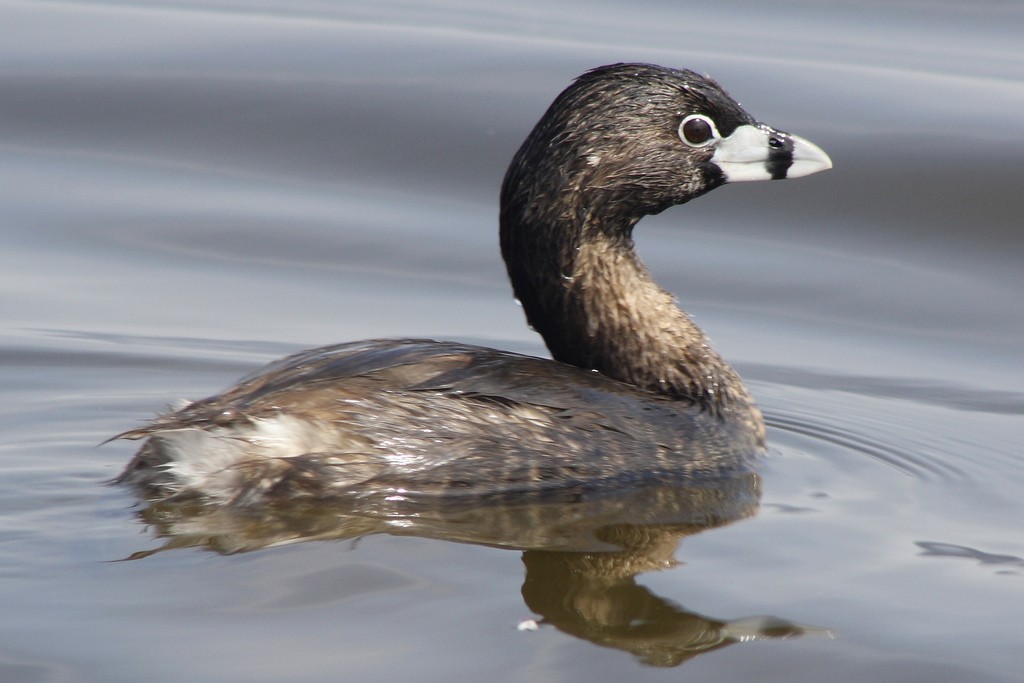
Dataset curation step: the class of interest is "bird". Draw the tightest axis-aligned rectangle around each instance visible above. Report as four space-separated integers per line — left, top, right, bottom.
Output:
115 63 832 506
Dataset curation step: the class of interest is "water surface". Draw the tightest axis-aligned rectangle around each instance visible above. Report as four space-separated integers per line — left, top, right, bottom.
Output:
2 1 1023 681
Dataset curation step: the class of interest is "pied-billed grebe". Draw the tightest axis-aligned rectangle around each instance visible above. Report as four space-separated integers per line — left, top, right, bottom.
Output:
116 63 831 505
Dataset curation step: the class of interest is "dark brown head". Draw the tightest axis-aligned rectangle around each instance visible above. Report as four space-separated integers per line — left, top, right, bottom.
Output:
501 63 830 235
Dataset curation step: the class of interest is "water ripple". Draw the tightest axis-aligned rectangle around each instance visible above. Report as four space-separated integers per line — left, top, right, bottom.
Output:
916 541 1024 570
766 410 970 483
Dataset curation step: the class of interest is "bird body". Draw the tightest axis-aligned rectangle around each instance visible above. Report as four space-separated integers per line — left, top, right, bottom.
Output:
117 64 832 505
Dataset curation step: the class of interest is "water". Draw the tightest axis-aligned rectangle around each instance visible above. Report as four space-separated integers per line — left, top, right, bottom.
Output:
2 0 1023 681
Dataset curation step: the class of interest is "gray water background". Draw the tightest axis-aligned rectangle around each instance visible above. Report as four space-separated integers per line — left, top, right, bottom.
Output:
1 1 1023 681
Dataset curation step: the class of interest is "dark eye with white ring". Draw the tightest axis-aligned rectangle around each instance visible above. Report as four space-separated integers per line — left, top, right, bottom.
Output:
678 114 719 147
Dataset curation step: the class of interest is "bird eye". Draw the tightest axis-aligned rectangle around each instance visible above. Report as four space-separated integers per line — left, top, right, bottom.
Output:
678 114 718 148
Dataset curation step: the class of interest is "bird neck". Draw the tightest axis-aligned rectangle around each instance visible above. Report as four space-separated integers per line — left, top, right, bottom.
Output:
501 207 756 415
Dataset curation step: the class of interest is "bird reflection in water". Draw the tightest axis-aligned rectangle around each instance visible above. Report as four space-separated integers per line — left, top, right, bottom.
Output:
122 472 828 667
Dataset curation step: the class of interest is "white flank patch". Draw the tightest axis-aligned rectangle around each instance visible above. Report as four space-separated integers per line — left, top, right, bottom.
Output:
153 414 334 502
